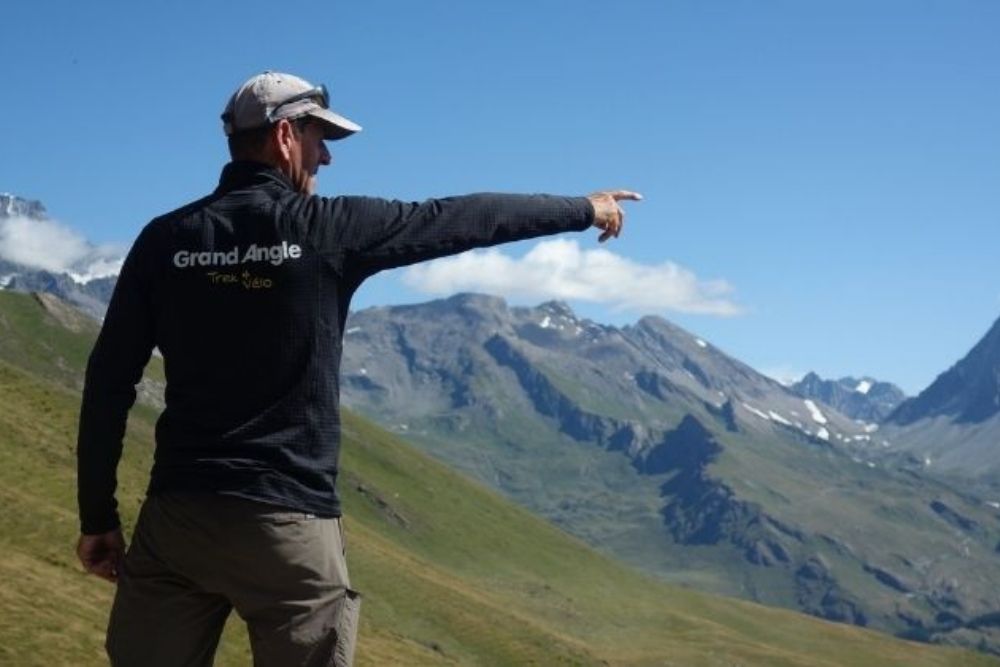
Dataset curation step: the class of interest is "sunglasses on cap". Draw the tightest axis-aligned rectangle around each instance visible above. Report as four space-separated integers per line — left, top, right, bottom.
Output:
268 84 330 123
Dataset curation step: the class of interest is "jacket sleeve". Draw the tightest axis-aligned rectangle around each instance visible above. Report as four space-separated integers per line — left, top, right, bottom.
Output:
77 225 158 534
326 193 594 278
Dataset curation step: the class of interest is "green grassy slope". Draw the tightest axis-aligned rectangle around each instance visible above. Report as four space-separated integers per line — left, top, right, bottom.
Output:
0 290 995 666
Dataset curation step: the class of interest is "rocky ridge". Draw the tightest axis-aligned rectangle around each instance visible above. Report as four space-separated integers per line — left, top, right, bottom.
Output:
791 371 906 422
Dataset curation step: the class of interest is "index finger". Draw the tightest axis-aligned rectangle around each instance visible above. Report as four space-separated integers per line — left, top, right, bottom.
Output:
608 190 643 202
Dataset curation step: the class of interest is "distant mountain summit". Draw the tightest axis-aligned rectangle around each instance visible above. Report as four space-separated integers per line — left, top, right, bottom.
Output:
880 315 1000 478
0 193 47 220
889 315 1000 426
0 192 119 319
791 372 906 422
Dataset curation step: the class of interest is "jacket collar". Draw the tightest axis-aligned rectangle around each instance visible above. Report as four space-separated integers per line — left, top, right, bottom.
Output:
216 161 296 194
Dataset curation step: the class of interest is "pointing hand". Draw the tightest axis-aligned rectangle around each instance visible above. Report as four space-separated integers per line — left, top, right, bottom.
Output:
587 190 643 243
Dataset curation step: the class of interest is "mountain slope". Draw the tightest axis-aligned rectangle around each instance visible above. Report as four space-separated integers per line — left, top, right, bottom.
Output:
882 315 1000 478
1 290 996 666
891 315 1000 426
340 293 1000 652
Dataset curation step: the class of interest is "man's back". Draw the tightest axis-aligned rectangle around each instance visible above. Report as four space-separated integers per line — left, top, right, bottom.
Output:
135 161 354 520
78 159 595 534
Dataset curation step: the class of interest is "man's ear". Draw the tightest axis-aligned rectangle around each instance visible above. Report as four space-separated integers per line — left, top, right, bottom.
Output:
271 119 296 164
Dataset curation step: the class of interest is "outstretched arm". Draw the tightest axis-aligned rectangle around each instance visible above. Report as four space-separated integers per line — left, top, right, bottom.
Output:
323 189 642 278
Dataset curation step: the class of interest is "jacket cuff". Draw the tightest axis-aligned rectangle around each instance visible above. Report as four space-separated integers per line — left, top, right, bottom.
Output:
80 511 121 535
574 196 596 231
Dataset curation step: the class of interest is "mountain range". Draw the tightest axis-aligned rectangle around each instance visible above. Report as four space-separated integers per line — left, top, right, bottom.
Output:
337 294 1000 652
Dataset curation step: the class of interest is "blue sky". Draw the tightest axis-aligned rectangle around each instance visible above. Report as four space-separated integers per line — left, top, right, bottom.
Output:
1 1 998 394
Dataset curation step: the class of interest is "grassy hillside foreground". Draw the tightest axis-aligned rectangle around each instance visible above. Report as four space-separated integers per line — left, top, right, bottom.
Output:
0 290 995 666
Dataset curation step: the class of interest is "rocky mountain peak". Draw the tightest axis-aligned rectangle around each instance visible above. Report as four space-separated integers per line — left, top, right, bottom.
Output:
635 314 672 332
444 292 508 310
0 193 47 220
629 316 716 358
888 314 1000 426
791 372 905 423
0 192 118 319
537 300 576 319
411 293 510 327
797 371 823 388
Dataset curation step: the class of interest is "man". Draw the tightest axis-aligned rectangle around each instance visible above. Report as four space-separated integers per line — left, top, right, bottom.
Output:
76 70 640 666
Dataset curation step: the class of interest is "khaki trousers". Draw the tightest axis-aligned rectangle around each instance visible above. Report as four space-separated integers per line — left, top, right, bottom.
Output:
106 492 360 667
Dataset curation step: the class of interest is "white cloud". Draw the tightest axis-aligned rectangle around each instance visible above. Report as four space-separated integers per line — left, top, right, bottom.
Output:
401 239 741 316
0 216 123 283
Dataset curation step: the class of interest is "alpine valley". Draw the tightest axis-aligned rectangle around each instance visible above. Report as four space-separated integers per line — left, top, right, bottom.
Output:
4 192 1000 658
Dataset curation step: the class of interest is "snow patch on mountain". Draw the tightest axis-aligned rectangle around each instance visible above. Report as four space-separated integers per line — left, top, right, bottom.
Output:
741 402 771 421
803 399 828 425
767 410 792 426
855 379 873 394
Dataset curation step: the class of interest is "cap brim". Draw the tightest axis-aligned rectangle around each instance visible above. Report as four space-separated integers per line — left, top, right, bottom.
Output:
308 108 362 141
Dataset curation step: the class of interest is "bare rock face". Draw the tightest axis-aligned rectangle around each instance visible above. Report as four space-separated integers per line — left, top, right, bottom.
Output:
33 291 95 333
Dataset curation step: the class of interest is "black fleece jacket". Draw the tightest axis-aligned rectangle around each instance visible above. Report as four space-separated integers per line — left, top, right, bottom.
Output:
76 161 594 534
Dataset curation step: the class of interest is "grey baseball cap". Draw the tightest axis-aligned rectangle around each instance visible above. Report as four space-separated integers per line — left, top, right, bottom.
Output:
221 71 361 141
